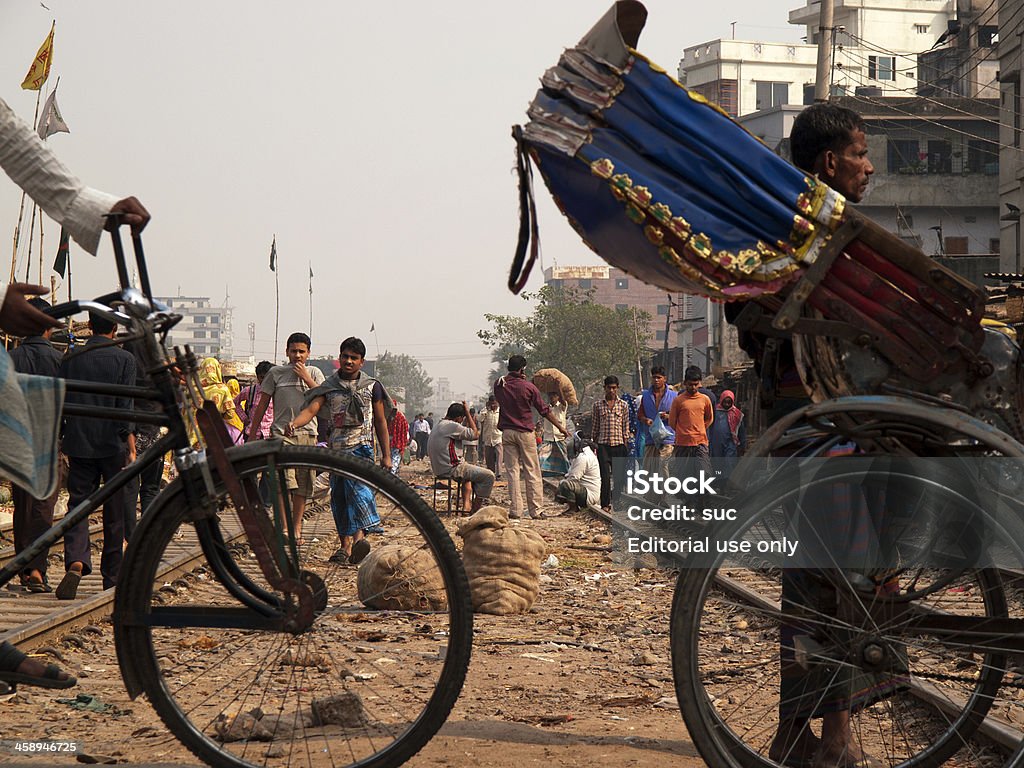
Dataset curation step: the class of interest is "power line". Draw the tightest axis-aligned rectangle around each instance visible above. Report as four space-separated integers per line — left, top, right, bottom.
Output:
840 0 1020 98
834 50 1007 137
837 42 1002 103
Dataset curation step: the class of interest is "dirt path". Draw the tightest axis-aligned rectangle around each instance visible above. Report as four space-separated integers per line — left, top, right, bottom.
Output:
0 460 707 766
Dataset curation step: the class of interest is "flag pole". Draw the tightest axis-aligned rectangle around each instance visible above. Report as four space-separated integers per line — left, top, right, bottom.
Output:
20 84 45 282
271 235 279 362
37 215 44 285
11 22 53 283
23 204 38 281
308 260 313 338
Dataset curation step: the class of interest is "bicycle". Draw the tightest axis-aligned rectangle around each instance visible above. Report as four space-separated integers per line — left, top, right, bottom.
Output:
0 218 473 768
668 310 1024 767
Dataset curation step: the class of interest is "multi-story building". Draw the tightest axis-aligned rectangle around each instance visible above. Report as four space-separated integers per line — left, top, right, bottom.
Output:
739 96 1000 261
840 96 1000 262
680 0 998 118
999 0 1024 274
156 295 225 359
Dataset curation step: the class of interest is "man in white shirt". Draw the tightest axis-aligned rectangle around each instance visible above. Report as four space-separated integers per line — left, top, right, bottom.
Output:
0 94 148 693
0 96 149 334
412 414 431 461
479 396 503 479
553 434 601 515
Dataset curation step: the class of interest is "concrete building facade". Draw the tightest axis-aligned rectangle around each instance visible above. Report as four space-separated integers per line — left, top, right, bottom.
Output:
999 0 1024 274
156 296 225 359
680 0 999 118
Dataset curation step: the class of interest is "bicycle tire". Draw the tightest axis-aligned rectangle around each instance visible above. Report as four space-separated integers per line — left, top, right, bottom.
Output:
669 461 1012 768
114 443 472 768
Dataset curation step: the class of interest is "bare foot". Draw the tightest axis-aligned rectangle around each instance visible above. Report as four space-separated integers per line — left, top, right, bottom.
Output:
769 721 821 766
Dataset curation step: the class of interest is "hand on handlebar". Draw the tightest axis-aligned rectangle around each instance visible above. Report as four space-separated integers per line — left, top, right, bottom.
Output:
0 283 60 336
106 197 151 233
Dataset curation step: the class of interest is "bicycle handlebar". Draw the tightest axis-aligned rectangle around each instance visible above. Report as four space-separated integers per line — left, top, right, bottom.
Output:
103 212 153 303
43 299 133 327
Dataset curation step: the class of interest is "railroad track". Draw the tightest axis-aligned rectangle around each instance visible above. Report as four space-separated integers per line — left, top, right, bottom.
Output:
0 507 249 652
554 479 1024 761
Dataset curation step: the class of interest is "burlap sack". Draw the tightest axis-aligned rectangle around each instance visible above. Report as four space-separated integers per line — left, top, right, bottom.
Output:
357 544 448 611
457 506 547 615
532 368 578 406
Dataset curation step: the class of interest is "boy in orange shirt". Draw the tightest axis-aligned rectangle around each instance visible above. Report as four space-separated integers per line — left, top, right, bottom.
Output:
668 365 714 476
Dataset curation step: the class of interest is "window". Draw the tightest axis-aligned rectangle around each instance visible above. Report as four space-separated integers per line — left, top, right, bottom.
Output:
194 315 206 324
577 279 591 289
548 279 563 289
194 330 206 339
990 238 1001 255
755 81 789 110
964 215 977 224
657 304 670 315
967 138 998 173
979 25 999 47
868 55 896 81
1016 80 1021 149
945 236 969 255
914 23 930 34
887 138 919 173
615 304 628 311
655 330 667 342
927 140 952 173
615 278 629 289
211 330 220 339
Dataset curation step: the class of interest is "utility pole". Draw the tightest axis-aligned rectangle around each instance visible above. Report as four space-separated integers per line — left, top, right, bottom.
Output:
814 0 835 102
663 294 674 382
632 305 644 391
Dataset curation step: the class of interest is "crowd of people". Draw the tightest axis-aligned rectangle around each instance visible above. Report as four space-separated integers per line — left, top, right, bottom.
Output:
386 354 750 521
0 70 885 768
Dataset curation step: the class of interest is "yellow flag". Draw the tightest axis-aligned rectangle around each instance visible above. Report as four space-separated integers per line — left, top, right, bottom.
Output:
21 23 55 91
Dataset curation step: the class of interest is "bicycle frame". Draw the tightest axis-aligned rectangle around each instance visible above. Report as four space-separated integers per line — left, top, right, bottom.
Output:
0 219 316 634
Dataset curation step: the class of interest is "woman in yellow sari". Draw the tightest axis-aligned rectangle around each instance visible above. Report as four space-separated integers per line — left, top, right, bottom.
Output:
199 357 245 444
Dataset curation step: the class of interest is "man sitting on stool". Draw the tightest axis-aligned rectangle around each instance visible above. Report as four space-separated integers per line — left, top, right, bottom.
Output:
427 402 494 513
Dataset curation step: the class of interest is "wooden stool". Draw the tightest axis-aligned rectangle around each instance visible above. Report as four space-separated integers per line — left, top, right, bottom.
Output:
431 476 461 513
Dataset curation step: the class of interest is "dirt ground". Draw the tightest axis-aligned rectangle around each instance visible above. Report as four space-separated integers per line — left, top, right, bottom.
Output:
0 459 707 767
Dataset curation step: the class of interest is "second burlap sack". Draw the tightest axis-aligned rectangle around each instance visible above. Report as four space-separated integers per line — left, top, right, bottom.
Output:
457 506 547 615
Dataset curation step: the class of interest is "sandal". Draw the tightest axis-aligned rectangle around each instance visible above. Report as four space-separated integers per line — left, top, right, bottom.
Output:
349 539 371 565
328 548 351 564
22 574 52 594
55 569 82 601
0 642 76 690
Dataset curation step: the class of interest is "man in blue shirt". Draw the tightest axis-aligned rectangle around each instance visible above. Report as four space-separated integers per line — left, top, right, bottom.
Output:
637 365 677 477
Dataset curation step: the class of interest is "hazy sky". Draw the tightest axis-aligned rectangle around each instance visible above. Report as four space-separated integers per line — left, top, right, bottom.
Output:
1 1 802 396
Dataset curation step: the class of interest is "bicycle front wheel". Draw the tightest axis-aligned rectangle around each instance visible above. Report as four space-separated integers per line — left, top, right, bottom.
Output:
115 443 472 768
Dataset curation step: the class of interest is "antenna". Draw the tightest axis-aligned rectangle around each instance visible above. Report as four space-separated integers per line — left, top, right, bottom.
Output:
221 285 234 361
